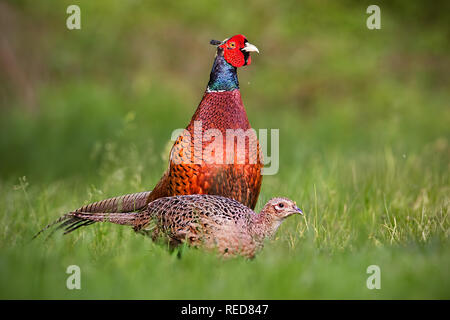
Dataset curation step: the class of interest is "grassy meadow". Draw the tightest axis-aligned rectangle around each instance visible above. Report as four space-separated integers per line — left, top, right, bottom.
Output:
0 0 449 299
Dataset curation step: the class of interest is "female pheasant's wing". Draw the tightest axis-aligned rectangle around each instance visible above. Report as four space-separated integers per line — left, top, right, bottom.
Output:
141 195 255 246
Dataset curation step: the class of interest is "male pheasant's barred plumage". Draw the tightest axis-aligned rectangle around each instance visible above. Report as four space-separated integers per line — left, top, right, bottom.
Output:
63 34 262 220
32 191 152 239
75 191 152 213
41 195 302 258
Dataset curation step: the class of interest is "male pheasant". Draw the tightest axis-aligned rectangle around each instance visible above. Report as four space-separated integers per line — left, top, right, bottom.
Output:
68 35 262 218
45 195 303 259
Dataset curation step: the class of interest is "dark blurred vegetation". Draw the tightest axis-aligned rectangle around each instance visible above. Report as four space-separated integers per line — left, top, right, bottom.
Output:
1 0 448 186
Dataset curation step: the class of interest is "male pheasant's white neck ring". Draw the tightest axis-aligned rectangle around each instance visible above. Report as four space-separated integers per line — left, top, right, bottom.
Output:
206 87 227 93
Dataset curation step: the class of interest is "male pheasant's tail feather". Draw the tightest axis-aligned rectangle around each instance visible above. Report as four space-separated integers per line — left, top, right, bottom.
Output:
74 191 152 213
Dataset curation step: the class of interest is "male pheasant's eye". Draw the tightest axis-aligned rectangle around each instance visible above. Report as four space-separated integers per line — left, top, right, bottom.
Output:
228 42 236 48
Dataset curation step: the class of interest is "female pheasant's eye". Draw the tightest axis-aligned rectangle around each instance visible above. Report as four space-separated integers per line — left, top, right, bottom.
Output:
278 203 284 208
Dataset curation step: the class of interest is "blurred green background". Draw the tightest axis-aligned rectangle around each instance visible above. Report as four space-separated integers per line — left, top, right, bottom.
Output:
0 0 449 299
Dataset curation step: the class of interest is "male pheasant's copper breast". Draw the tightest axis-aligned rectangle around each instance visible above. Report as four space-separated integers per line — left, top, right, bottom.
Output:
188 90 251 131
147 90 263 209
159 90 263 209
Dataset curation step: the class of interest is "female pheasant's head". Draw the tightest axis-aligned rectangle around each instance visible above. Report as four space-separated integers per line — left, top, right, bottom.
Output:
263 198 303 220
257 197 303 239
211 34 259 67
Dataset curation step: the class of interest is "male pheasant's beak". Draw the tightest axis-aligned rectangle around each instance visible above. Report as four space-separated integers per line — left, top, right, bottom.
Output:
242 42 260 53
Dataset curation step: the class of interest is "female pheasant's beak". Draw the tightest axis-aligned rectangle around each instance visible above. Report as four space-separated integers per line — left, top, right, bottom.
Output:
242 42 259 53
292 202 303 215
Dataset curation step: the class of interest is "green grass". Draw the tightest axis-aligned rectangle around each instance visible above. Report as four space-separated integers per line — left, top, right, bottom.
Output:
1 125 448 299
0 0 449 299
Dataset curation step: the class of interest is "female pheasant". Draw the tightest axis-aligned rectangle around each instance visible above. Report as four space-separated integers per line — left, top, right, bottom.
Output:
68 35 262 217
45 195 303 259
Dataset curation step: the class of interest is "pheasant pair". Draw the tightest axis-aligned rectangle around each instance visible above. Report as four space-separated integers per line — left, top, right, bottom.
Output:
36 35 303 257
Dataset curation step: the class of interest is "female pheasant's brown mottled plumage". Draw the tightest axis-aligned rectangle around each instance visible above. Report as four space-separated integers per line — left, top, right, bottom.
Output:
43 195 302 258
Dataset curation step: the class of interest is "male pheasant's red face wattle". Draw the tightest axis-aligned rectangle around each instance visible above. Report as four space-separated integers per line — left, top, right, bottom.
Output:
220 34 259 68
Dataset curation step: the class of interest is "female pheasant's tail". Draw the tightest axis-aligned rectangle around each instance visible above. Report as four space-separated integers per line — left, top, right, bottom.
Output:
33 211 138 239
61 211 138 234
